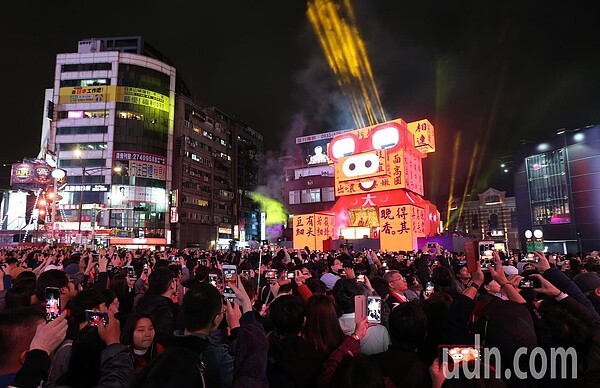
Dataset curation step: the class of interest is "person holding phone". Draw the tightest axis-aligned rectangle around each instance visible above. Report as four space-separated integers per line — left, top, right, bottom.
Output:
332 279 390 355
134 268 179 344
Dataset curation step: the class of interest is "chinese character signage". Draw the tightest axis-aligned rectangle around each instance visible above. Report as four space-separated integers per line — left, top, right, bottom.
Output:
58 86 170 112
379 205 426 251
293 213 335 250
407 119 436 154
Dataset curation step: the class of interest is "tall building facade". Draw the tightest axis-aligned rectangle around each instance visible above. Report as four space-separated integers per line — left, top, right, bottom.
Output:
514 124 600 253
45 37 176 248
171 97 263 249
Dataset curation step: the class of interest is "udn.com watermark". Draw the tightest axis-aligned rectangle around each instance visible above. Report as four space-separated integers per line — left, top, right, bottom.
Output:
441 335 578 380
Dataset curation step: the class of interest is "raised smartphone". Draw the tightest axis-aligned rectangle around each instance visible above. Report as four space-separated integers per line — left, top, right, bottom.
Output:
367 295 381 324
45 287 61 322
354 295 366 323
222 264 237 299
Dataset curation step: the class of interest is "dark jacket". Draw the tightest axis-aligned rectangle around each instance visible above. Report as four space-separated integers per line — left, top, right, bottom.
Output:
11 344 133 388
135 294 179 343
370 345 432 388
167 311 267 388
543 267 600 320
267 334 328 388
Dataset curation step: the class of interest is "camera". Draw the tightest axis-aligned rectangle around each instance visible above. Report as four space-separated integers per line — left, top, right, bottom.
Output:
265 269 278 283
286 271 295 280
518 277 542 289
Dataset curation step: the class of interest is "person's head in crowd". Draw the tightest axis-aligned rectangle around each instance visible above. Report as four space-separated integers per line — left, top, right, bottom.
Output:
186 258 199 275
480 300 536 359
239 277 257 303
12 270 37 287
66 289 105 338
332 278 361 314
430 267 458 295
0 307 45 376
388 302 427 351
147 267 177 297
478 272 502 297
130 347 205 388
36 269 77 308
5 284 37 309
330 353 387 388
303 294 345 354
277 282 294 296
327 256 343 275
305 277 328 295
268 294 305 337
180 282 224 334
383 270 408 294
453 261 471 283
573 272 600 302
370 276 390 299
5 257 19 270
101 288 120 315
109 272 130 299
121 312 158 351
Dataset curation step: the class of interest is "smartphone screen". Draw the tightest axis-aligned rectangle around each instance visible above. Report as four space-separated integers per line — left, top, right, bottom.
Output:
222 265 237 298
521 253 540 263
478 241 495 269
425 281 435 297
518 277 541 289
439 345 480 369
354 295 366 323
85 310 109 327
357 274 365 283
265 269 278 283
208 273 218 288
367 296 381 324
286 271 295 280
45 287 61 322
126 266 136 280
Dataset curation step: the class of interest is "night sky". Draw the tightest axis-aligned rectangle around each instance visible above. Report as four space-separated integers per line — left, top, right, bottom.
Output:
2 0 599 208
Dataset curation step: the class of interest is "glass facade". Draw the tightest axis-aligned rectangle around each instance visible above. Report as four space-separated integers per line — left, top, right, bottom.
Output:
108 63 172 237
526 149 571 225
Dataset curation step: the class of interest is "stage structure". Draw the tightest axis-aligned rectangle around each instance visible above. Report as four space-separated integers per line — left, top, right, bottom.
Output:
293 118 440 251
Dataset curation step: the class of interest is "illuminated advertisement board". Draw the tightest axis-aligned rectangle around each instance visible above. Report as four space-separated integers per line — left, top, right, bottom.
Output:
10 159 60 190
293 213 335 250
114 151 167 181
58 86 170 112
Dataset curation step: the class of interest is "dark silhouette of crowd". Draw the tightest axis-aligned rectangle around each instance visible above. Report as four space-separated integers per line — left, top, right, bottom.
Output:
1 243 599 387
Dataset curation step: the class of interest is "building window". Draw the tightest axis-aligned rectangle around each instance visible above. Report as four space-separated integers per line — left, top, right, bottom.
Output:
61 63 112 72
322 187 335 202
301 189 321 203
289 190 300 205
488 213 499 229
60 78 110 87
526 149 571 225
56 126 108 135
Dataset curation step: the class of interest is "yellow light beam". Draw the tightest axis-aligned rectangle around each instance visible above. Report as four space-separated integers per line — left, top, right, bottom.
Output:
307 0 386 128
445 132 461 230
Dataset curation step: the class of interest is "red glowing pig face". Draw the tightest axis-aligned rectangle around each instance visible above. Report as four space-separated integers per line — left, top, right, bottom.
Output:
329 119 423 196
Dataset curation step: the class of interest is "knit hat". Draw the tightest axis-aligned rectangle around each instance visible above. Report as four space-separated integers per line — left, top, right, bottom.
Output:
573 272 600 294
64 262 80 275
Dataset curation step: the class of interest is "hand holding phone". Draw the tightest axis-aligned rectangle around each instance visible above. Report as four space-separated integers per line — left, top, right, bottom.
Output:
85 310 109 327
518 277 542 289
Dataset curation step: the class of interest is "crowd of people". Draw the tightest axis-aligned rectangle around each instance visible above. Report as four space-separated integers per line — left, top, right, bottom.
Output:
0 242 599 388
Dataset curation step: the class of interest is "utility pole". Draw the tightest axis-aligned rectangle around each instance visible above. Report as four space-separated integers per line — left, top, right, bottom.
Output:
77 157 86 245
